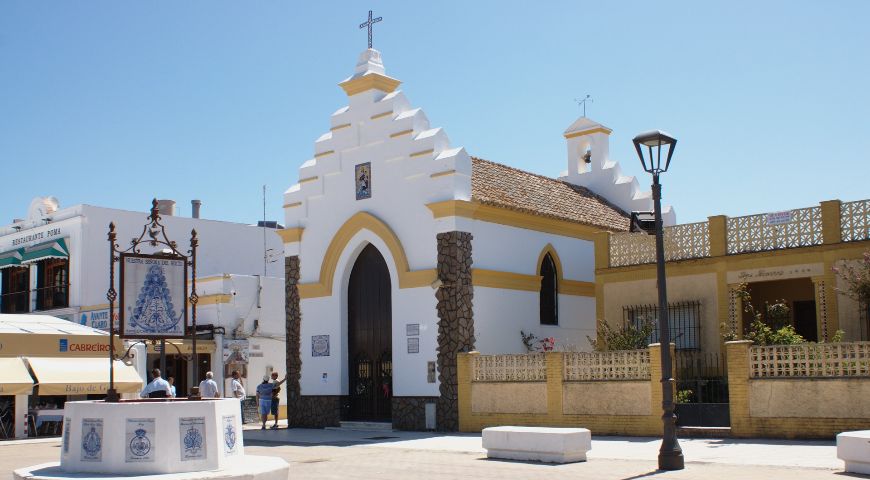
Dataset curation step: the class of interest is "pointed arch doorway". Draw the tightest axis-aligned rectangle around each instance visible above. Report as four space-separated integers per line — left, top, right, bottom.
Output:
347 244 393 421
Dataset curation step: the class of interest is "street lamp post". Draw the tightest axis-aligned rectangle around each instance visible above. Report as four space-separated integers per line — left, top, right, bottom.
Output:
633 130 684 471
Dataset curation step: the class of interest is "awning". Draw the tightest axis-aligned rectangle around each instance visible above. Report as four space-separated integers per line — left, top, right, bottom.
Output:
21 238 69 264
0 357 34 395
26 357 143 395
0 249 23 270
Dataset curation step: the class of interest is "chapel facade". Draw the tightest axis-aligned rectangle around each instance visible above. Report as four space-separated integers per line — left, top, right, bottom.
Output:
279 48 669 430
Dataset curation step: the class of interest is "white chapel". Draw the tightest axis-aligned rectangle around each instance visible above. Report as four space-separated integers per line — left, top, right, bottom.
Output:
278 48 672 431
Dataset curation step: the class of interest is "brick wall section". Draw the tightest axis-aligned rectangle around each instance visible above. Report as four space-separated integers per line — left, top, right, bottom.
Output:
436 231 475 432
458 348 669 436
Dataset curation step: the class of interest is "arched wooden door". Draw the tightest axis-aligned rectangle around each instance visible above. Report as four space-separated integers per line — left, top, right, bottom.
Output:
347 244 392 421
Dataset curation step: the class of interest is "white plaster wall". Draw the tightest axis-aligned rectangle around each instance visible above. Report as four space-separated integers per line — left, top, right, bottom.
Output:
81 206 283 304
194 275 286 404
0 204 288 312
470 221 595 281
283 51 471 288
61 399 243 474
474 287 596 354
298 230 439 397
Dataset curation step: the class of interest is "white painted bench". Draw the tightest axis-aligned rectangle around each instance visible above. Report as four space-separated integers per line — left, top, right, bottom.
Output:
837 430 870 474
482 426 591 463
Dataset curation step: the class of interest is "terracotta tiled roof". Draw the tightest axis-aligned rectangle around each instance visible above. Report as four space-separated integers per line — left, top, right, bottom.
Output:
470 157 630 232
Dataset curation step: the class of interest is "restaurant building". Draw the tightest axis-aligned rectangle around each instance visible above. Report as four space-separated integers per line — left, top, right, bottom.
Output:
0 197 286 426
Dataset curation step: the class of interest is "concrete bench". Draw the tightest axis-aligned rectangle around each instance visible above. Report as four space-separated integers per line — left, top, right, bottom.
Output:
482 426 591 463
837 430 870 474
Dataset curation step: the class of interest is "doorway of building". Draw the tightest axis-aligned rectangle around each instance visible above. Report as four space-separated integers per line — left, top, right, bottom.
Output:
148 352 210 397
347 244 392 421
793 300 818 342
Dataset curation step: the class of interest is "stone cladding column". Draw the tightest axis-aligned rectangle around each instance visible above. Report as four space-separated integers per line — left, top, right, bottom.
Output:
435 232 475 431
284 256 303 425
284 255 340 427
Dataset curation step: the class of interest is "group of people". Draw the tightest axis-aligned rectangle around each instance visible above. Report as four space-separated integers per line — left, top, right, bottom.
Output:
228 370 287 429
139 368 287 430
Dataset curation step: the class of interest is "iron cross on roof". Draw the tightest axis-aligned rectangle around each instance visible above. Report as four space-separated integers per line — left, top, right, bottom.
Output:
359 10 383 49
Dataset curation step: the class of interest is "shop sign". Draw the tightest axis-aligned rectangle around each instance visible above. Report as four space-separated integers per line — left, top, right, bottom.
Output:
79 309 119 331
727 263 824 284
765 210 794 226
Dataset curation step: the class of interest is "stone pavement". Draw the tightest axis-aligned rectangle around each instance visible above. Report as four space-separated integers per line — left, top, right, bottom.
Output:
2 426 860 479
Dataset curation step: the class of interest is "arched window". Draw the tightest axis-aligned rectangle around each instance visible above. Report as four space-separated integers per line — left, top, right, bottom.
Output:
539 253 558 325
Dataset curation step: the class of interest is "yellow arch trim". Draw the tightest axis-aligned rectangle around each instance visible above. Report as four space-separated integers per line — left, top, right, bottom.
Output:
298 212 436 299
536 243 595 297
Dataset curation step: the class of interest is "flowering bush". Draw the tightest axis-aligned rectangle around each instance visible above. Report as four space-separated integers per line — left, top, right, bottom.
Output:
520 331 555 352
833 252 870 305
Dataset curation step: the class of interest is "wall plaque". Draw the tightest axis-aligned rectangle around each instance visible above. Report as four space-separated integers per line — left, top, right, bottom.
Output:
80 418 102 462
312 335 330 357
355 162 372 200
427 361 436 383
222 415 239 455
125 418 155 463
179 417 206 462
63 417 71 454
407 337 420 354
406 323 420 336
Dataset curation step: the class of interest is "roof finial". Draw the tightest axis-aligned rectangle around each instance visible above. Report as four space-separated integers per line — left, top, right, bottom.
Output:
574 94 593 117
359 10 383 49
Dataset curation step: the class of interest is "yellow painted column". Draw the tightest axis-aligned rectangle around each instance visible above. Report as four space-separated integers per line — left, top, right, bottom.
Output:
594 231 611 270
708 215 728 257
457 351 478 432
725 340 753 437
820 200 842 245
545 352 564 423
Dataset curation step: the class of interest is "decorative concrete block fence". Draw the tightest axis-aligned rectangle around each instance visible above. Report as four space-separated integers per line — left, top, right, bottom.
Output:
457 345 673 436
460 341 870 439
727 340 870 439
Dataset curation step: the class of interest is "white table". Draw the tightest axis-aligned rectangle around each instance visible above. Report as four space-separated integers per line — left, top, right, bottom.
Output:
31 409 64 431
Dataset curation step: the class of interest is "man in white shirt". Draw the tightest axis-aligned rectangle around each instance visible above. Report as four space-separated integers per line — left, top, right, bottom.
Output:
230 370 246 421
199 371 220 398
139 368 172 398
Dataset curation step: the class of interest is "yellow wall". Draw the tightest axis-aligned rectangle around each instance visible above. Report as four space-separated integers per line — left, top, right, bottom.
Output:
458 347 670 436
726 340 870 439
602 273 720 352
596 237 870 348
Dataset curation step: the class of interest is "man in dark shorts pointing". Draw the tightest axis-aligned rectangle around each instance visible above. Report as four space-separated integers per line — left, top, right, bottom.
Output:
269 371 287 429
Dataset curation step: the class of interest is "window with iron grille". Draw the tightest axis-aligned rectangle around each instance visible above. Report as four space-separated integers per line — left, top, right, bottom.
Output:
623 301 701 350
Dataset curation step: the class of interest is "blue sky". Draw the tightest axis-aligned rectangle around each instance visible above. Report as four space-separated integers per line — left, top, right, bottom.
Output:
1 1 867 225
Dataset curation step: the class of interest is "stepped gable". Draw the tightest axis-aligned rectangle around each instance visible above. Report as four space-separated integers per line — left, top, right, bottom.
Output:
470 157 630 232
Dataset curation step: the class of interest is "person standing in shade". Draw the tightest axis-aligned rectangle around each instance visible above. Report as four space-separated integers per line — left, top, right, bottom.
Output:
199 371 219 398
255 377 274 430
269 371 287 429
230 370 246 422
139 368 171 398
167 376 177 398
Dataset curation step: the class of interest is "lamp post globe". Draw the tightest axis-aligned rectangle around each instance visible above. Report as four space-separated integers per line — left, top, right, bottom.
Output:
633 129 684 470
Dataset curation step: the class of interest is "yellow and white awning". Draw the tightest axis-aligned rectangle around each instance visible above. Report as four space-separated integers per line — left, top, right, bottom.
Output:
26 357 143 395
0 357 34 395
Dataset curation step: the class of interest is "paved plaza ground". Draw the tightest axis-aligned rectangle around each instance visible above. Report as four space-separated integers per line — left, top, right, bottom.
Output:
2 424 864 479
